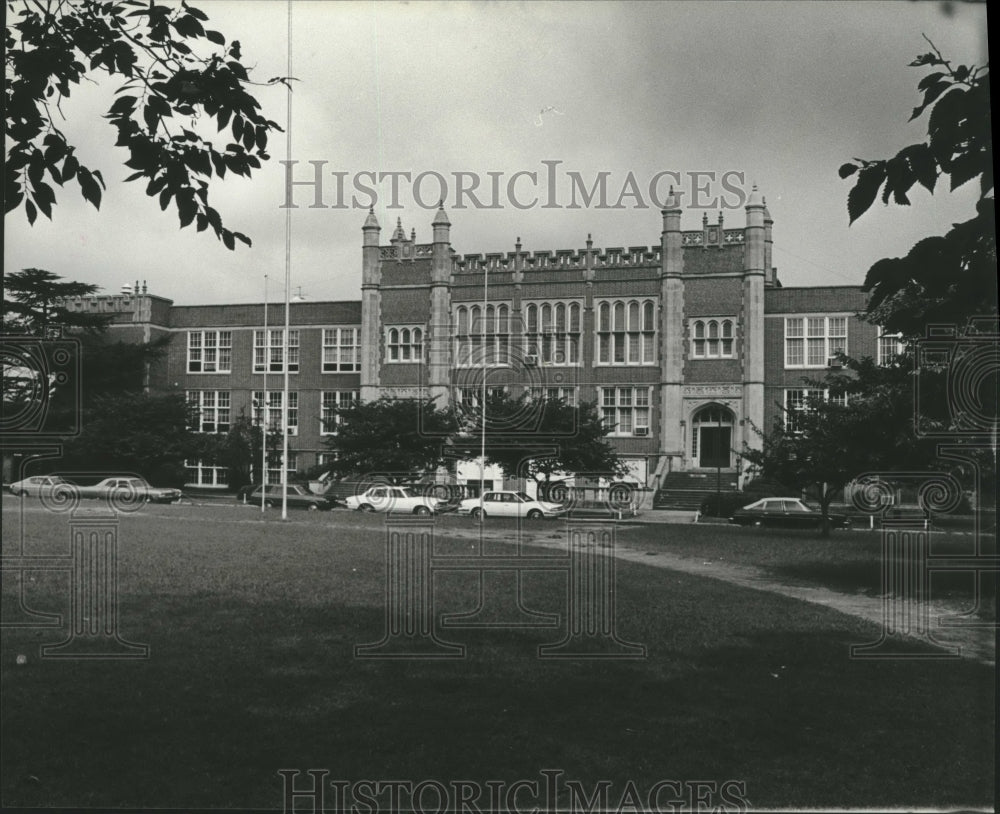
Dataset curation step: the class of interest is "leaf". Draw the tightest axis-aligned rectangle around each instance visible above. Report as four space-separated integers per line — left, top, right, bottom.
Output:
847 164 886 224
62 154 79 182
900 143 937 194
25 198 37 225
838 163 858 179
205 29 225 45
222 230 235 250
109 94 138 115
77 169 102 210
910 79 951 121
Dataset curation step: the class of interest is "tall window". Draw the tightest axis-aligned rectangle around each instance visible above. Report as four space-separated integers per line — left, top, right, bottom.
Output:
691 319 736 358
878 332 906 365
322 328 360 372
455 305 511 366
254 329 299 373
253 390 298 433
321 390 358 435
523 301 580 365
187 330 232 373
596 299 656 365
600 387 651 436
784 316 847 368
186 390 231 433
386 326 424 363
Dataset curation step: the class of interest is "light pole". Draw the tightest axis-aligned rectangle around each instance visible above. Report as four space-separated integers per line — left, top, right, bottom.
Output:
280 0 293 521
479 264 487 500
261 272 268 513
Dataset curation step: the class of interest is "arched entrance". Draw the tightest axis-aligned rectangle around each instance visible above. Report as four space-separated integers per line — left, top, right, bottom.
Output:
692 405 735 469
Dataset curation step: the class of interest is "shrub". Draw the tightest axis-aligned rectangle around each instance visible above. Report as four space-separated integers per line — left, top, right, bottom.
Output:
700 492 752 518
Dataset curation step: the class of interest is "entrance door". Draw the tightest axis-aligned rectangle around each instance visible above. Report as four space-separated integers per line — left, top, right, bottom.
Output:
699 426 731 468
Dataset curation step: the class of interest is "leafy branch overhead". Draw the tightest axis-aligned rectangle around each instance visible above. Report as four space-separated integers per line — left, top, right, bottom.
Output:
840 37 992 225
5 0 292 249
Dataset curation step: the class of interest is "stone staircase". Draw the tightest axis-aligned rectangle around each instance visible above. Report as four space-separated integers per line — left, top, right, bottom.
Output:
654 471 739 510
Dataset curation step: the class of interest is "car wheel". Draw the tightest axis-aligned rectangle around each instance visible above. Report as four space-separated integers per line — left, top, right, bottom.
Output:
308 503 319 512
266 499 277 509
14 490 27 497
753 520 763 527
471 507 484 521
527 509 543 520
414 505 431 516
359 503 375 513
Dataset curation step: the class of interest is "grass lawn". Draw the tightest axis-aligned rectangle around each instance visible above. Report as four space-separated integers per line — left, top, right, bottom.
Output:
629 522 997 620
1 503 995 810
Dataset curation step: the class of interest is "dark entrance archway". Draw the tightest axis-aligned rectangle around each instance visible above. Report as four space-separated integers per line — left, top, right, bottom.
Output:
692 405 735 469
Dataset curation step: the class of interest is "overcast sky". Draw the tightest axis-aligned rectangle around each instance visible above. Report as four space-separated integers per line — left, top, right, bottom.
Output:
4 0 989 306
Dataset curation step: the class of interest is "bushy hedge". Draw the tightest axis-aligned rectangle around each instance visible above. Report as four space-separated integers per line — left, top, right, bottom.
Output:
699 492 753 518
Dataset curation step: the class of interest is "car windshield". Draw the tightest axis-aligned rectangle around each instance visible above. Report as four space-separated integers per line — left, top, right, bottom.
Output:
395 488 416 498
126 479 148 487
784 501 811 512
516 492 531 502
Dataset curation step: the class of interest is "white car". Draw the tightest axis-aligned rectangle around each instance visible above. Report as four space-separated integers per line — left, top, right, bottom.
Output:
8 475 72 498
457 490 567 520
343 485 448 515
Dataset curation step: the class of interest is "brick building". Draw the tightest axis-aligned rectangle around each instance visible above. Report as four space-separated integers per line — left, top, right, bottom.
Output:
63 187 890 496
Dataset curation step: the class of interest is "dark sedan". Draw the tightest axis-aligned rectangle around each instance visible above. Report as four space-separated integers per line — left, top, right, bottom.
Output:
243 484 336 511
729 497 851 529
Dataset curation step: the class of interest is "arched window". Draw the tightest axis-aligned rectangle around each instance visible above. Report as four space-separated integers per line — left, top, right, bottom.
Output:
555 303 566 333
470 305 481 335
457 307 468 335
613 301 625 332
599 302 610 332
569 303 581 332
485 305 495 335
527 303 538 333
497 304 509 334
690 318 736 358
628 301 640 331
541 303 552 333
643 301 655 331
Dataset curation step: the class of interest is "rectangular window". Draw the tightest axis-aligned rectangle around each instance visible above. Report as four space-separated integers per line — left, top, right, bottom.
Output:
254 329 299 373
252 390 298 432
187 330 232 373
186 391 231 433
321 390 358 435
878 332 906 365
529 386 577 406
600 387 652 436
183 460 229 487
785 316 848 368
322 328 360 372
784 388 847 430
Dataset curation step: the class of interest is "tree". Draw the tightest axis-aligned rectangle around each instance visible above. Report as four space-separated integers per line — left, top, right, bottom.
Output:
5 0 288 249
456 392 629 487
840 39 995 338
2 267 109 334
321 397 456 483
58 391 209 486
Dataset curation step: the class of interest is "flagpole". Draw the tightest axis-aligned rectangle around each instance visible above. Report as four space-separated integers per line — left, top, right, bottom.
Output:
281 0 293 520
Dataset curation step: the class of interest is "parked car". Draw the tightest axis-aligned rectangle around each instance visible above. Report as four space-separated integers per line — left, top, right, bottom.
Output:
457 490 567 521
729 497 851 529
8 475 72 497
247 484 336 511
73 477 183 504
343 485 448 515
